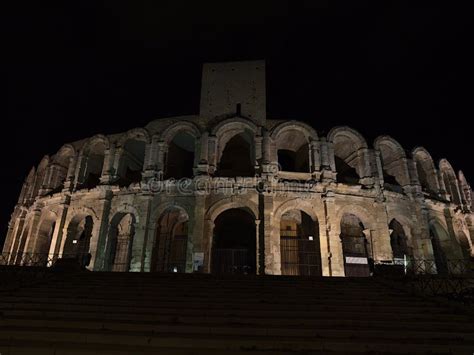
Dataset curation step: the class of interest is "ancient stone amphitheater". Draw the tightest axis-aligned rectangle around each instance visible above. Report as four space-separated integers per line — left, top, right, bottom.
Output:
3 61 473 277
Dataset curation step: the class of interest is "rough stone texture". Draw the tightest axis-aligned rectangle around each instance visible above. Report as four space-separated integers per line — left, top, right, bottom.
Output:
3 61 473 276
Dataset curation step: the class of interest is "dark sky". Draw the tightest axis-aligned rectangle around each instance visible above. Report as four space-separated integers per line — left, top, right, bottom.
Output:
3 1 473 245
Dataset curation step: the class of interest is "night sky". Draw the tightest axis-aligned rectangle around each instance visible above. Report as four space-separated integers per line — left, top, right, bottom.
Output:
3 1 473 246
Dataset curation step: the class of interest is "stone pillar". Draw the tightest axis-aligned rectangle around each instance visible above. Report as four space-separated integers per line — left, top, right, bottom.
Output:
23 208 42 255
254 135 263 171
262 129 271 163
310 140 321 173
63 155 77 191
196 132 210 175
142 138 161 183
437 170 449 200
320 139 335 182
8 214 27 264
3 212 20 255
260 193 275 275
100 144 116 184
255 219 261 274
208 135 218 175
322 192 344 276
131 196 153 272
371 205 393 262
358 148 375 187
374 151 384 187
205 218 215 273
86 193 112 271
189 194 208 272
156 141 167 176
417 205 435 260
111 147 124 181
48 197 70 256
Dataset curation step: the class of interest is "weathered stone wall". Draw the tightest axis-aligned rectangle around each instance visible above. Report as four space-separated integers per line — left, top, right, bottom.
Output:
3 61 473 275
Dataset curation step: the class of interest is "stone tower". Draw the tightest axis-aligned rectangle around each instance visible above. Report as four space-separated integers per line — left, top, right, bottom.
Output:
199 60 266 126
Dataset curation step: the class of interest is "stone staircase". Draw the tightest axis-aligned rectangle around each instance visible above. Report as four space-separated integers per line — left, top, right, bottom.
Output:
0 270 473 354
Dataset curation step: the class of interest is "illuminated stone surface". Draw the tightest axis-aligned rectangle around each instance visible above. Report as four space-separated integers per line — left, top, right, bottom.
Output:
3 61 473 276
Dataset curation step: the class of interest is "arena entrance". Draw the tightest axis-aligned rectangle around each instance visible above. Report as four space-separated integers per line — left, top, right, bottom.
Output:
63 215 94 267
211 208 256 274
340 214 371 277
280 210 321 276
153 207 189 273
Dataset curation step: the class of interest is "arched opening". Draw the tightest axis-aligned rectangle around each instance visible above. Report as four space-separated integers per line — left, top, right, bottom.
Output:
335 156 359 184
153 207 189 273
413 149 438 195
459 171 472 210
10 219 31 265
164 131 196 179
35 217 56 258
107 213 135 272
389 219 411 260
440 160 462 205
275 129 310 173
340 214 370 277
329 129 366 185
82 140 106 189
212 208 256 274
457 231 472 262
280 210 321 276
217 133 254 177
63 215 93 267
376 139 408 192
49 148 75 193
117 139 146 187
430 223 449 274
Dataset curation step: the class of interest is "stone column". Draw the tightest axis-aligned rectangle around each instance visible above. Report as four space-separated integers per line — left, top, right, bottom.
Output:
23 208 42 255
371 205 393 262
89 192 113 271
63 154 77 191
358 148 375 187
322 192 344 276
437 170 449 200
112 147 125 181
208 136 218 175
254 135 263 171
131 196 153 272
196 132 210 175
190 194 208 273
374 151 384 187
100 144 116 184
48 197 70 257
310 140 321 173
255 219 261 274
261 193 276 275
203 218 214 273
3 213 19 255
156 141 167 176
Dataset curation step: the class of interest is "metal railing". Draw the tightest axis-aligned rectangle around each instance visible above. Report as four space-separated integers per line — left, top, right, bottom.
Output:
374 258 474 304
0 252 92 268
375 257 473 276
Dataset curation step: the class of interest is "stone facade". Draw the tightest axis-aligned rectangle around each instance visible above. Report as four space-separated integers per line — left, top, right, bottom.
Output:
3 61 473 276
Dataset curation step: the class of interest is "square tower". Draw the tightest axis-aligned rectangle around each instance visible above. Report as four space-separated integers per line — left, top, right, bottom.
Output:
200 60 266 126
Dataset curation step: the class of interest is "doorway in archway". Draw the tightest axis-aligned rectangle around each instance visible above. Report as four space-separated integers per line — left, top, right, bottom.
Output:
280 210 321 276
340 213 370 277
212 208 256 274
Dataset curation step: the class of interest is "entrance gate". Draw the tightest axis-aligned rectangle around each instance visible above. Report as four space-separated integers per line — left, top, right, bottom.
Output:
281 238 321 276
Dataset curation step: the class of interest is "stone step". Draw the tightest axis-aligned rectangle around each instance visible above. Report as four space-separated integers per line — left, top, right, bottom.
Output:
2 314 473 333
0 326 472 354
8 286 413 298
1 293 427 307
1 303 469 323
0 297 455 315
